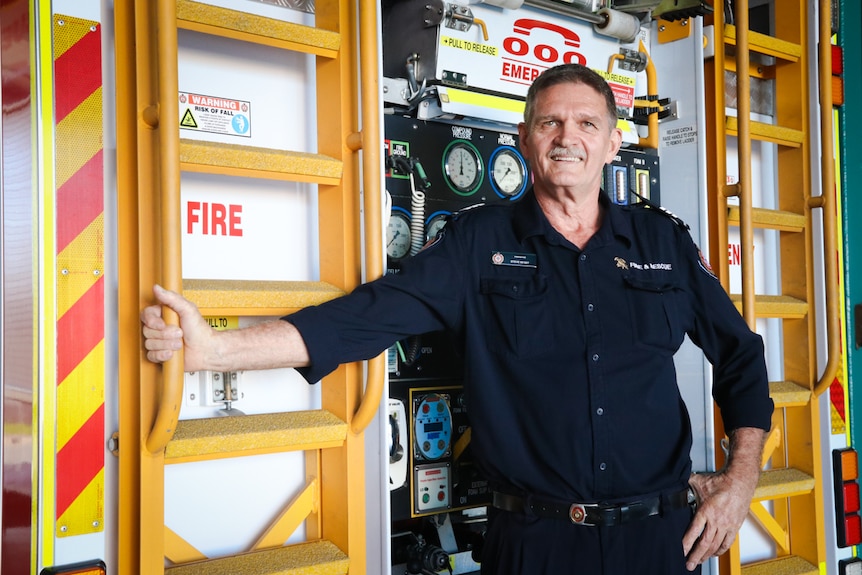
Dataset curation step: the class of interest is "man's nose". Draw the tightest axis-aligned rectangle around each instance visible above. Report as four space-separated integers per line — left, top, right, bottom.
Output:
555 122 579 147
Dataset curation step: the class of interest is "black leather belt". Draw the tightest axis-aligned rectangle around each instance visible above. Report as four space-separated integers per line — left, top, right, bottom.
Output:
492 488 695 527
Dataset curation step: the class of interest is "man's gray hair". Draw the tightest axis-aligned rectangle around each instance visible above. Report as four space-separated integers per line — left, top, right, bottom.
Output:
523 64 618 131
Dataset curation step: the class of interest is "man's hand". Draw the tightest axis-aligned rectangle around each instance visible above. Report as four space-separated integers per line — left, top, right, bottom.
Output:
141 284 214 372
682 427 767 571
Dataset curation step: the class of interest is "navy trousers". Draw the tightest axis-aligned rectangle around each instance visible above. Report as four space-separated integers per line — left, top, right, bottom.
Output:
480 505 701 575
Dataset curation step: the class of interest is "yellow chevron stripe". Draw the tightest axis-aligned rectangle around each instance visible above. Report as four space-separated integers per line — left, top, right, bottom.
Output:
57 213 104 317
56 87 103 187
57 467 105 537
57 341 105 449
53 14 95 60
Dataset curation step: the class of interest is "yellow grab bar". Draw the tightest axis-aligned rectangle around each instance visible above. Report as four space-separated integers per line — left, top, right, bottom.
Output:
147 0 184 454
350 0 385 435
734 0 756 329
813 0 839 396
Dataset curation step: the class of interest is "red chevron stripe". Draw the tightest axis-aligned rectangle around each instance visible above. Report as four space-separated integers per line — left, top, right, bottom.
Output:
56 403 105 518
54 24 102 123
57 150 104 252
57 276 105 384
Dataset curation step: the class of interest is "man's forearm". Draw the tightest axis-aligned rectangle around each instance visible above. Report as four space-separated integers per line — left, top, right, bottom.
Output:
723 427 768 488
208 319 311 372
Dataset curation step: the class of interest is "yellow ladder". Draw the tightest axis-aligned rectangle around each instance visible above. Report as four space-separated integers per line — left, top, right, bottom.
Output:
114 1 382 573
704 1 837 574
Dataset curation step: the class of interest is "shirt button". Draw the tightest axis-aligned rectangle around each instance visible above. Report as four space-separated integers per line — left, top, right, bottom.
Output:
587 303 594 312
599 462 607 471
592 353 599 362
596 407 604 416
512 285 518 293
580 254 587 262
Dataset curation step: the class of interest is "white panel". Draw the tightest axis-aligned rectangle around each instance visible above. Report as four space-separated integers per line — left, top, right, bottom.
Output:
177 28 315 152
165 452 308 556
181 173 318 281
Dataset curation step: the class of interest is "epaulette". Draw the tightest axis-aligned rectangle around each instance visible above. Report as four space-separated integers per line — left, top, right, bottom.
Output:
448 202 486 222
630 191 690 230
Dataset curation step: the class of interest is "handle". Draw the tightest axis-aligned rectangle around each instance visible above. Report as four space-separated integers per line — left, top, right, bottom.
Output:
813 0 839 396
350 0 385 434
146 0 184 454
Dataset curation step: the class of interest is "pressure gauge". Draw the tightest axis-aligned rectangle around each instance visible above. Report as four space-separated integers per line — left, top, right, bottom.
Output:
490 147 528 199
425 211 450 243
387 209 411 260
443 141 483 195
413 393 452 461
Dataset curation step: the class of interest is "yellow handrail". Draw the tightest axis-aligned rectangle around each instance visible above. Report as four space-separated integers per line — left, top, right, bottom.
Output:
813 0 838 396
147 0 184 454
350 0 384 434
735 0 756 329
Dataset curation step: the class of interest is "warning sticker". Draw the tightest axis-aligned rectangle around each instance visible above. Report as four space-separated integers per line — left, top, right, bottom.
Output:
179 92 251 138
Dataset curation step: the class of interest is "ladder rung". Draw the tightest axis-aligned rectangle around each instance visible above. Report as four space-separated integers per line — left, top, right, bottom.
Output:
727 206 805 232
729 294 808 319
724 25 802 63
165 539 349 575
177 0 340 58
741 555 818 575
753 467 815 501
725 117 804 148
769 380 812 408
183 279 345 316
165 410 348 463
180 140 343 185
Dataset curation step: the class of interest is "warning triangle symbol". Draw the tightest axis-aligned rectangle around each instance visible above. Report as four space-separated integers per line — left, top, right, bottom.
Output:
181 109 198 128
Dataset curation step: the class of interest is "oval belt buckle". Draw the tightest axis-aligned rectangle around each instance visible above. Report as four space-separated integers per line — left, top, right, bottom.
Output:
569 504 588 524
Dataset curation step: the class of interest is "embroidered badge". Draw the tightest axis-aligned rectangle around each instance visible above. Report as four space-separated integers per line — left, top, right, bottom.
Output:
614 256 628 270
490 251 537 268
697 249 717 279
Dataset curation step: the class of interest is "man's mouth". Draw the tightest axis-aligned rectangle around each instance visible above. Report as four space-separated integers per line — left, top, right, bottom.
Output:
549 148 585 162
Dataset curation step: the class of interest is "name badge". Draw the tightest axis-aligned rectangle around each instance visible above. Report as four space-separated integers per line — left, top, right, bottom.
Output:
490 251 537 268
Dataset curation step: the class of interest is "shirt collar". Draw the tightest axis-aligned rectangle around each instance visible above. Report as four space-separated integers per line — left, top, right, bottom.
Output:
513 188 634 249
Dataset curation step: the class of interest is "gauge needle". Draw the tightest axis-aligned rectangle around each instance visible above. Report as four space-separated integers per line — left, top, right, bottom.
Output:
388 230 399 246
459 152 464 175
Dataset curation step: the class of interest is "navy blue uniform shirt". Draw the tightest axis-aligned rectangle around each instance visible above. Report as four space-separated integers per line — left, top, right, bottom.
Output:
286 189 773 503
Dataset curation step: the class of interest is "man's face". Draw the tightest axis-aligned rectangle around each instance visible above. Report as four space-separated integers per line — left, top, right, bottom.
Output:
518 82 622 198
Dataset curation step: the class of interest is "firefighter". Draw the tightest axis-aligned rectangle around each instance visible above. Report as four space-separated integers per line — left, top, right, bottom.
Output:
142 64 771 574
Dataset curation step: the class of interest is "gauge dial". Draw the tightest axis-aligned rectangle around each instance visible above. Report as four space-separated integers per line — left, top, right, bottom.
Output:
413 393 452 461
443 141 482 195
490 147 527 199
425 212 450 243
386 210 411 260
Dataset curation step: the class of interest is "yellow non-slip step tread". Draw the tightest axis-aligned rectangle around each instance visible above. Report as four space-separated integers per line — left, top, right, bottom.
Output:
725 117 804 148
183 279 345 316
180 139 342 185
165 539 349 575
177 0 340 57
753 467 815 501
727 206 806 232
769 380 812 407
729 294 807 319
165 410 348 462
741 554 818 575
724 24 802 63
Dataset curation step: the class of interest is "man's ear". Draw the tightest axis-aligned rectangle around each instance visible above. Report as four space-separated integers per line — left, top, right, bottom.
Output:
606 127 623 162
517 122 529 155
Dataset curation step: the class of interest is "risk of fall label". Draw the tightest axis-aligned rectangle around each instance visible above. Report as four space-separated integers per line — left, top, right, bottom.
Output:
179 92 251 138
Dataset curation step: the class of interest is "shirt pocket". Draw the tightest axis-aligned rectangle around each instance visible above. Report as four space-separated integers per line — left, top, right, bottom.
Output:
479 274 553 358
622 270 684 354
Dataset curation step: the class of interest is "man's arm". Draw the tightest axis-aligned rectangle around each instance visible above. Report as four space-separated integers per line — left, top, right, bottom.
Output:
682 426 767 571
141 284 310 372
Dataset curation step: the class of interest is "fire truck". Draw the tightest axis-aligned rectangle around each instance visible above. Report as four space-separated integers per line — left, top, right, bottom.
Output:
1 0 860 574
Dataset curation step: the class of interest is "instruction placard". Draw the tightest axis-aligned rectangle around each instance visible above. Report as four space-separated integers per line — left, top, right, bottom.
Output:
179 92 251 138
